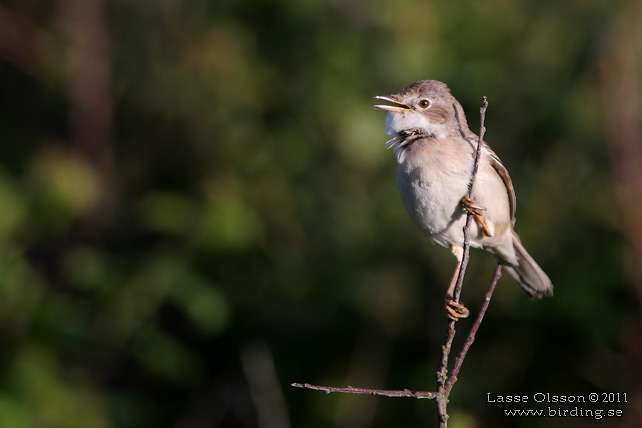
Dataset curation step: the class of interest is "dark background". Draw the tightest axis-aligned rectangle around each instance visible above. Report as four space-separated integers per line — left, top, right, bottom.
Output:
0 0 641 426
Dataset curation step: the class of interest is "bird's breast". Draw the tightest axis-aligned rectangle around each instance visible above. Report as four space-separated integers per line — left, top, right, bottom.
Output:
394 139 472 241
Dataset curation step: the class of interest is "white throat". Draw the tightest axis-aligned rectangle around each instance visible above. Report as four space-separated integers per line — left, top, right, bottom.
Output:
385 111 447 139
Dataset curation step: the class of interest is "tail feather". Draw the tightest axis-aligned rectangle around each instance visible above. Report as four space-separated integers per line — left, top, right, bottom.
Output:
504 232 553 298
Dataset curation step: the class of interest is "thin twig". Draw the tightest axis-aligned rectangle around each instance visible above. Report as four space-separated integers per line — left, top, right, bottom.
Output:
470 97 489 195
436 97 489 427
435 323 455 426
290 383 436 399
445 262 501 396
453 96 489 302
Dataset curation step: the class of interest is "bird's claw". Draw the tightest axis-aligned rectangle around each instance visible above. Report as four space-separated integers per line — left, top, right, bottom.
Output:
460 196 493 237
445 296 470 321
461 195 485 216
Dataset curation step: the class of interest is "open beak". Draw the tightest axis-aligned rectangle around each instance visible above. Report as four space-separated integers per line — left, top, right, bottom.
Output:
373 95 412 112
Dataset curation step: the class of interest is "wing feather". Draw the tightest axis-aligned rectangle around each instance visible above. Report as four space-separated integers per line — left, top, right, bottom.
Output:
483 142 516 223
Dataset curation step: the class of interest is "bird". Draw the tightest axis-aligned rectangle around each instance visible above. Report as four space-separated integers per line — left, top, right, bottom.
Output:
373 80 553 320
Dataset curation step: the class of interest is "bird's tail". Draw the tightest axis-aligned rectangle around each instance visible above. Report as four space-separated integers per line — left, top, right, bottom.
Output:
503 232 554 298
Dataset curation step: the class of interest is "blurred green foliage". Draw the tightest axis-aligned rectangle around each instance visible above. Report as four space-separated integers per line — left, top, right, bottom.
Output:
0 0 641 427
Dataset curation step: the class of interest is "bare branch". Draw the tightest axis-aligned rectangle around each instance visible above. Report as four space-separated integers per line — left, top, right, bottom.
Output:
453 96 489 302
445 262 501 396
290 383 436 399
435 96 489 427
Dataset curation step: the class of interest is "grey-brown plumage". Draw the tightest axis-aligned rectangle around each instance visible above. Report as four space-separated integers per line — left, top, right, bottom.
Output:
374 80 553 308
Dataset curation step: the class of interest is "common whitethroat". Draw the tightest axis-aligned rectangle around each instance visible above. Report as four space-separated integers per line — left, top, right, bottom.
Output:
374 80 553 320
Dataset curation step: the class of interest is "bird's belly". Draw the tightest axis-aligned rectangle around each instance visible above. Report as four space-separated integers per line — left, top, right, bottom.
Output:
395 158 470 247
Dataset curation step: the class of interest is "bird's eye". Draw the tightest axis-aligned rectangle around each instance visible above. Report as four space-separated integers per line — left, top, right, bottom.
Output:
418 99 431 108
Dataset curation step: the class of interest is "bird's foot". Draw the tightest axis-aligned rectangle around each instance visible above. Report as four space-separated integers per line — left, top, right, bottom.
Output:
460 196 492 237
445 295 470 321
461 195 485 216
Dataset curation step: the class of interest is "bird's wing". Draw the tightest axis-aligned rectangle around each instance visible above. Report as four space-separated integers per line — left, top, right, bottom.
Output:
483 142 516 223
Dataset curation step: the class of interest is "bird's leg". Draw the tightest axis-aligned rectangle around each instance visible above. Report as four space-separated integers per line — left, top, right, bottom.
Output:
461 195 493 237
445 247 470 321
